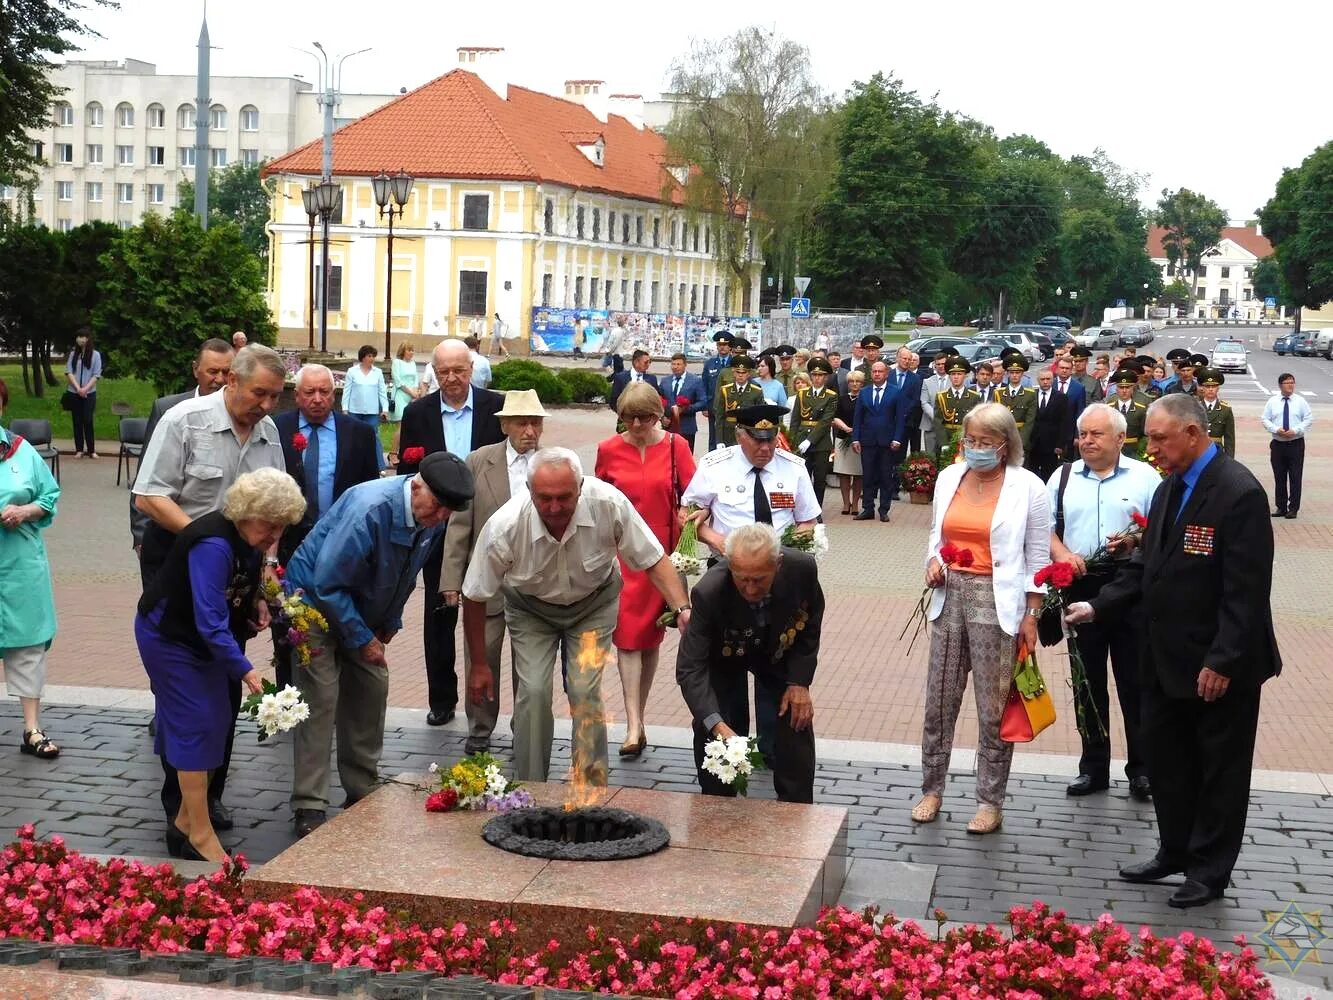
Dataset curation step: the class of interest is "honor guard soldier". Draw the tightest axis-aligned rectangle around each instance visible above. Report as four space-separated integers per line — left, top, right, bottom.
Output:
788 357 839 506
855 334 884 378
714 354 765 448
1166 354 1206 396
1198 367 1235 456
717 337 753 391
775 344 798 393
932 356 981 456
1132 356 1161 406
1108 367 1149 458
1070 346 1099 398
999 355 1037 451
702 330 735 451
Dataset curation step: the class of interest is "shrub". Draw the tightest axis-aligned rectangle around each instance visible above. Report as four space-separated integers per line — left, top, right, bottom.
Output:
490 360 572 404
555 367 610 403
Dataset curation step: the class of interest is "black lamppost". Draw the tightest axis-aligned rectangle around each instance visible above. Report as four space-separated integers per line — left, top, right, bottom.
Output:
312 179 342 354
372 170 414 358
301 183 318 350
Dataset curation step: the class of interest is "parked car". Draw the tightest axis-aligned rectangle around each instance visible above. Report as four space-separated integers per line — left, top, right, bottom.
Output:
1073 326 1119 350
955 341 1006 367
892 310 915 324
916 312 944 326
1046 329 1076 350
1294 332 1320 357
905 334 974 358
973 331 1046 362
1036 315 1074 330
1273 333 1296 356
1209 339 1248 373
1116 323 1155 347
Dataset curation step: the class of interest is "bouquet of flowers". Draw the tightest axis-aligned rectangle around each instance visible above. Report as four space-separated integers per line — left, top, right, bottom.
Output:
1136 438 1169 479
242 680 310 742
898 453 940 497
780 522 829 561
701 734 765 796
401 446 426 467
424 752 534 813
901 541 973 654
261 577 328 668
669 505 706 578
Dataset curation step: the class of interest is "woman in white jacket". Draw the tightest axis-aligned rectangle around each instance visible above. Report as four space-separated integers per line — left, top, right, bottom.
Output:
913 403 1050 834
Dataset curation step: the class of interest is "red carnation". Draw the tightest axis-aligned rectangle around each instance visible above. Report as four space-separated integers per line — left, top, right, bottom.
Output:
1033 565 1051 587
291 432 308 453
1049 562 1076 589
425 788 458 813
939 542 961 565
1131 511 1149 529
956 549 974 568
675 394 691 408
401 446 426 466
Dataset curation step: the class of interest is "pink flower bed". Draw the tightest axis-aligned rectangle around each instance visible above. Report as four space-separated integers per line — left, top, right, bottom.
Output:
0 826 1276 997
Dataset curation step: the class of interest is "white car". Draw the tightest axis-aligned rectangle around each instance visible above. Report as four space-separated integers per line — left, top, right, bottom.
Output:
1073 326 1118 349
892 310 915 324
1209 340 1248 373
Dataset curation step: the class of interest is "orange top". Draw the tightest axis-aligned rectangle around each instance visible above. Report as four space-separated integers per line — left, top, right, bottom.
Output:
941 488 998 574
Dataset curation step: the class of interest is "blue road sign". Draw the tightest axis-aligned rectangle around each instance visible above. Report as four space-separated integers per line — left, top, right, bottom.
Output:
790 297 811 318
1265 296 1277 307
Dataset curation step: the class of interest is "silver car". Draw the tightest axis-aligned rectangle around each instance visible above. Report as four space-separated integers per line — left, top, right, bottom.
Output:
1209 340 1248 373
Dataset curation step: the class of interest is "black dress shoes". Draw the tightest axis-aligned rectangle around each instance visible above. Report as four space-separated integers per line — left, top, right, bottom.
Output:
207 799 234 830
1066 774 1109 797
879 512 891 522
293 809 327 839
1169 878 1223 908
1128 775 1152 801
1119 855 1185 883
1285 511 1298 519
853 511 875 521
1272 509 1287 518
426 709 456 727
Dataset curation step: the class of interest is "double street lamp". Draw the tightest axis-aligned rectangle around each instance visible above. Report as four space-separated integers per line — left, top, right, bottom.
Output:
372 170 414 358
305 178 342 354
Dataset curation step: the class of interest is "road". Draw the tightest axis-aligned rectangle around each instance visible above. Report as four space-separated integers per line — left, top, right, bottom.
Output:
1154 324 1328 403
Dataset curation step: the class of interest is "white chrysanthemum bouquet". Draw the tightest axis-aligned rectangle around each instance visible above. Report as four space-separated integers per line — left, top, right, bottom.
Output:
669 505 706 577
242 681 310 742
701 734 765 795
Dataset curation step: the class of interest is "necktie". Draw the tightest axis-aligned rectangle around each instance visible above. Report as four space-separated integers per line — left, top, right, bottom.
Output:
303 422 322 519
1040 391 1048 409
1166 475 1186 529
896 371 904 389
1121 402 1129 414
751 466 771 524
672 377 682 398
1059 379 1068 393
1282 398 1290 431
873 386 883 407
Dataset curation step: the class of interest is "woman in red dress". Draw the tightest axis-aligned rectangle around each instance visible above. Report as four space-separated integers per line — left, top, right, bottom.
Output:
595 381 696 758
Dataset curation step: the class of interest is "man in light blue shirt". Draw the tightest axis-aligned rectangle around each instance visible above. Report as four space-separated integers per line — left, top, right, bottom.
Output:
284 453 474 838
1048 402 1162 802
1260 372 1313 518
465 335 492 389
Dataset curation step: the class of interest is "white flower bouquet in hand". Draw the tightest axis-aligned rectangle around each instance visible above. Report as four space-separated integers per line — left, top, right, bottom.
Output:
780 523 829 561
701 734 765 795
242 681 310 742
669 505 706 577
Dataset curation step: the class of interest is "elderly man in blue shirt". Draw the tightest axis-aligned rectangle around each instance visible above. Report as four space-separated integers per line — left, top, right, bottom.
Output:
284 452 474 838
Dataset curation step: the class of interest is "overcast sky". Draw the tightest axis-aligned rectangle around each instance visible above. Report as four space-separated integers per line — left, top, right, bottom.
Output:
72 0 1330 222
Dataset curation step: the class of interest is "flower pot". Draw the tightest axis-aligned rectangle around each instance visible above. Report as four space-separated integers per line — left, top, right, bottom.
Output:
909 492 931 505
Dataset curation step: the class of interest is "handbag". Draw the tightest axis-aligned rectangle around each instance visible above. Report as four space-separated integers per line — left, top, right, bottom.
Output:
61 391 75 411
999 642 1056 743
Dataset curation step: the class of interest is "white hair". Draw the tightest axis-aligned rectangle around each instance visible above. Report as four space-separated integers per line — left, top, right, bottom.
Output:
1148 392 1208 433
1077 402 1127 436
526 446 583 487
725 523 780 564
294 363 333 389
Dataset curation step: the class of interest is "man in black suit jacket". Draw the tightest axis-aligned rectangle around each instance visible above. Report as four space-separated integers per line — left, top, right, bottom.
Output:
398 340 505 725
1067 393 1281 909
675 524 824 803
1026 368 1070 481
607 349 661 411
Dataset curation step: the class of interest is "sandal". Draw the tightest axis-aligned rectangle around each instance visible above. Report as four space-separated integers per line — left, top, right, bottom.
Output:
910 794 942 823
966 805 1003 835
20 729 60 760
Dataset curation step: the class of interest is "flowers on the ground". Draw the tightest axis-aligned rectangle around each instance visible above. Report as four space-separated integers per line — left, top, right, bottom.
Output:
0 828 1276 997
241 681 310 742
780 522 829 560
424 753 534 813
898 452 939 496
291 431 308 454
400 446 426 466
701 734 764 795
261 579 328 668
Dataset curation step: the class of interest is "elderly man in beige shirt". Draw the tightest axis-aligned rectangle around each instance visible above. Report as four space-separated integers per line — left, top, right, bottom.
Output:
462 447 692 785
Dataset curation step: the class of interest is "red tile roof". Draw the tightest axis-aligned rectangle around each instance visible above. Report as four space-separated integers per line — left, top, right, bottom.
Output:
263 69 687 206
1146 225 1273 260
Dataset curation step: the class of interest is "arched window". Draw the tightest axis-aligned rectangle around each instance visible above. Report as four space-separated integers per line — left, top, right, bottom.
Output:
209 104 227 130
146 103 165 128
239 105 259 131
86 101 104 127
115 102 134 127
177 103 196 130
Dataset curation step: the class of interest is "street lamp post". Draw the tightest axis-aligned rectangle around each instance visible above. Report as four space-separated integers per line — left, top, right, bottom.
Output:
372 170 414 358
301 184 317 350
312 179 341 354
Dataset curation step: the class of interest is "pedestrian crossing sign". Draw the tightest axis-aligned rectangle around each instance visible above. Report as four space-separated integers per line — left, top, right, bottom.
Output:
790 297 811 318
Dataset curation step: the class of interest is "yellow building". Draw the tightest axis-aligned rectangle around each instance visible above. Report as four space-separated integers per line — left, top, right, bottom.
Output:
262 48 762 356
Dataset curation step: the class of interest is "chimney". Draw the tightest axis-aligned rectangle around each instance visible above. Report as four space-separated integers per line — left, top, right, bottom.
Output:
565 79 608 123
458 46 508 100
607 93 645 130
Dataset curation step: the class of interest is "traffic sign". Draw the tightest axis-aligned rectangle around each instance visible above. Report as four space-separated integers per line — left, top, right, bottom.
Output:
794 275 811 297
790 297 811 318
1265 296 1277 307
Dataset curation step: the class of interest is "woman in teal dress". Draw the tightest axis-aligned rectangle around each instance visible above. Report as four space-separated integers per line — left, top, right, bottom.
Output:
389 342 422 424
0 378 62 760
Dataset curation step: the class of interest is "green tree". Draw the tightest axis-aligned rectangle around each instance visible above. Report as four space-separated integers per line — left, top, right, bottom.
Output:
1157 279 1194 310
1155 187 1226 301
94 212 276 393
178 160 275 260
51 220 118 352
0 224 62 394
1257 141 1333 334
0 0 115 189
1251 256 1285 305
803 74 988 308
1058 209 1124 327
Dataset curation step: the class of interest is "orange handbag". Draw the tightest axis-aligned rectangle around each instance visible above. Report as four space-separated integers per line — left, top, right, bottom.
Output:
999 642 1056 743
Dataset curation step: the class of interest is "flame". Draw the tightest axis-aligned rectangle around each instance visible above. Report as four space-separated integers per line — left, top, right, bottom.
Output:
564 631 610 812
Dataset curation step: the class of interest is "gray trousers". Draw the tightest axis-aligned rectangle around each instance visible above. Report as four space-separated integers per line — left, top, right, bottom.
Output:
463 610 513 741
921 571 1015 807
291 619 389 811
503 573 620 784
2 644 47 700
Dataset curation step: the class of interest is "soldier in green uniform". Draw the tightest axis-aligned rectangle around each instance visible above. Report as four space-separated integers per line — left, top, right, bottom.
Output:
716 337 753 391
999 355 1037 451
775 344 797 394
1070 346 1099 399
1108 367 1149 458
714 353 765 447
787 357 839 507
932 356 981 458
1198 367 1235 457
854 334 884 379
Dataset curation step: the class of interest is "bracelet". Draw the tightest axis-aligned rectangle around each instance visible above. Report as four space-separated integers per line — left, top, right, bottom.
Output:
676 604 691 614
1024 607 1041 618
264 556 280 568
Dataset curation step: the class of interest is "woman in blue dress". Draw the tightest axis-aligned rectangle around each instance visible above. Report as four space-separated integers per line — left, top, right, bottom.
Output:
755 355 788 407
135 467 305 862
343 345 389 469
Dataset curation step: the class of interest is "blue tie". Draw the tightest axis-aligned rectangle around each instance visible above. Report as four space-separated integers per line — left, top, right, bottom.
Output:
303 423 322 519
1282 398 1290 431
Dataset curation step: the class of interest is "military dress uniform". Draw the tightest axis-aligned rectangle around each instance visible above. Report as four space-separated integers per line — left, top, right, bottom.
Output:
716 338 752 392
1000 381 1037 451
787 361 839 506
932 358 981 457
1108 371 1149 458
713 359 765 449
1198 368 1236 457
775 345 797 394
702 332 734 452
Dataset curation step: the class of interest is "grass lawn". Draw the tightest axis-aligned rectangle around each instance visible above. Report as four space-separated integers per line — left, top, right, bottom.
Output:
0 365 159 444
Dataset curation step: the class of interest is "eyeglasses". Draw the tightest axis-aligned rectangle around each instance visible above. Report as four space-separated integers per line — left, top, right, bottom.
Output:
962 437 1003 450
623 413 660 425
434 366 470 378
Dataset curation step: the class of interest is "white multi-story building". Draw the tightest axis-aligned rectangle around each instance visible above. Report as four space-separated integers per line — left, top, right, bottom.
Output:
0 58 395 231
1147 224 1275 320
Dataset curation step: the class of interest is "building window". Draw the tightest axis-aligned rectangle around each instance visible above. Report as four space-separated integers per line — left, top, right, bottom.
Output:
670 219 679 248
316 263 343 311
1196 287 1207 300
692 225 700 252
146 104 165 128
458 270 488 315
241 148 260 166
652 217 660 247
1244 266 1254 278
55 218 73 232
86 182 102 202
541 273 553 307
86 102 103 126
54 102 74 126
179 147 196 167
1243 287 1253 300
543 199 554 235
147 146 165 166
690 284 698 313
622 214 630 243
116 102 134 127
115 144 133 165
240 105 259 131
56 181 73 201
620 278 629 308
589 277 600 307
86 143 103 165
714 284 722 312
177 104 195 129
56 143 73 164
633 279 642 311
209 105 227 130
678 282 686 311
650 280 660 313
1195 264 1207 279
117 183 133 204
636 215 644 244
604 281 611 309
209 147 227 167
147 183 165 204
576 205 585 239
592 208 600 241
608 210 617 242
574 275 585 307
1220 265 1230 278
702 286 710 313
462 194 489 230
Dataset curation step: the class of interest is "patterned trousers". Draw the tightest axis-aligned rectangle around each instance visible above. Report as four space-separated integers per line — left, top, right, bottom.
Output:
921 570 1015 807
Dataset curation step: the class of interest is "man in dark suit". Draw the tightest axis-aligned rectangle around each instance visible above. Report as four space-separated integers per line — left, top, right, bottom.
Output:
851 360 908 522
675 523 824 803
272 364 381 687
887 347 923 457
608 349 661 411
1053 355 1088 450
662 352 707 452
1066 393 1281 909
1027 367 1070 481
398 339 505 726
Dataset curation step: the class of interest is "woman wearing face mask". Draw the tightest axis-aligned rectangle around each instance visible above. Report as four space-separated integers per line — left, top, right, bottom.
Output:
913 403 1050 834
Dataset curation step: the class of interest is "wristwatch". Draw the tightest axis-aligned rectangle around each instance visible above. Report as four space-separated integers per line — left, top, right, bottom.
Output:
1024 608 1041 618
264 556 280 568
676 604 692 614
